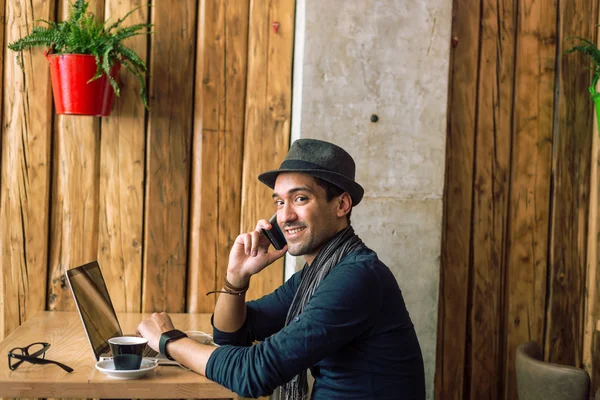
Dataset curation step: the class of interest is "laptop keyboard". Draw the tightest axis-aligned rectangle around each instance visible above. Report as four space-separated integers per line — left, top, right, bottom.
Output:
143 346 159 357
100 346 159 360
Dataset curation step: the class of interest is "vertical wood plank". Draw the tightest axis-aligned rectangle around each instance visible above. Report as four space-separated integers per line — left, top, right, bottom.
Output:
503 0 556 397
546 0 597 366
47 119 101 312
434 0 480 398
142 0 197 313
188 0 223 316
47 0 104 312
240 0 295 301
98 0 148 313
585 16 600 389
469 0 515 398
587 98 600 391
188 0 249 313
0 0 53 338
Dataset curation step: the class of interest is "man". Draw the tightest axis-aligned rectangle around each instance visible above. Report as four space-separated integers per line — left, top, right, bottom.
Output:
137 139 426 399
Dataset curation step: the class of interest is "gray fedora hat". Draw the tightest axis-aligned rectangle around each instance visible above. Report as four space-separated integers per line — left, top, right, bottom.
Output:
258 138 364 205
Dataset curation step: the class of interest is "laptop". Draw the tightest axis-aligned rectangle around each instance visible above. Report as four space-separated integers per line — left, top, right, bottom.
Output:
65 261 179 365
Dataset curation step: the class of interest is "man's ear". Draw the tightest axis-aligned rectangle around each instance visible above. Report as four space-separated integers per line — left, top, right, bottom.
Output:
336 192 353 217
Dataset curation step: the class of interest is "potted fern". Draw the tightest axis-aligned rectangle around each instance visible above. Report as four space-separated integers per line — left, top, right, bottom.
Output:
8 0 151 116
567 38 600 129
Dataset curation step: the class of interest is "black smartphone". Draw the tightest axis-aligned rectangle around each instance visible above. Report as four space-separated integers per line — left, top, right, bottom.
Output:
261 213 287 250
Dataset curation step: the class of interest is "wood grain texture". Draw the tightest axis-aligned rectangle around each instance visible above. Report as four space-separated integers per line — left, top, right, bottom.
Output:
48 117 101 313
47 0 104 312
0 8 294 398
240 0 294 301
503 0 556 398
545 0 597 366
97 0 148 314
434 0 480 398
469 0 515 398
142 0 197 313
585 16 600 389
588 112 600 391
0 312 235 399
188 0 249 313
0 0 53 339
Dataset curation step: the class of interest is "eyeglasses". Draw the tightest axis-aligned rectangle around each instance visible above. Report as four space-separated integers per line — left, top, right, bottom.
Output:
8 342 73 373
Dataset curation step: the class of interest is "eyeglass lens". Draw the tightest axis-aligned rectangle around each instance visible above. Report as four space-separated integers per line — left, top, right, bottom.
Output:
8 342 49 371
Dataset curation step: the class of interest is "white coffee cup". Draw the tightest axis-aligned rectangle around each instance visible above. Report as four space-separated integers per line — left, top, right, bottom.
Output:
108 336 148 370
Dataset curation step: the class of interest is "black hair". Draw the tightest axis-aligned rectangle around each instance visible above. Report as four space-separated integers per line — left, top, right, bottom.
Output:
313 177 352 223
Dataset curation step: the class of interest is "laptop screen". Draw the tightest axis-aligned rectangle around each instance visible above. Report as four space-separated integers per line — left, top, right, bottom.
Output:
66 261 123 360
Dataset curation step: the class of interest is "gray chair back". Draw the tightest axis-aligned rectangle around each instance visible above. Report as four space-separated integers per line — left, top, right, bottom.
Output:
515 341 590 400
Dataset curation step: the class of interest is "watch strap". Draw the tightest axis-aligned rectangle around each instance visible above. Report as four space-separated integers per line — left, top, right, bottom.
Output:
159 329 187 360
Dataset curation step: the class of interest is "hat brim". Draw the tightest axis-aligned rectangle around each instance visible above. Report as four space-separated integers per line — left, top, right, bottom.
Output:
258 168 364 206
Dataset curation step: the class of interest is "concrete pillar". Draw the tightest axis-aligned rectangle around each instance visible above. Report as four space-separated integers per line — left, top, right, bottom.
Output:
289 0 452 397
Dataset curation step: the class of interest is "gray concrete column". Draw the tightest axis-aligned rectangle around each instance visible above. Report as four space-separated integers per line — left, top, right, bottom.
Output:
288 0 452 398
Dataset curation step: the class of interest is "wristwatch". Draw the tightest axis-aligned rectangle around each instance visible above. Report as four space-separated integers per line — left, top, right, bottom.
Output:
159 329 188 360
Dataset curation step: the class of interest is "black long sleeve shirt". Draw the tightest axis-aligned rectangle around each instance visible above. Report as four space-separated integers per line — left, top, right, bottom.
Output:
206 247 426 399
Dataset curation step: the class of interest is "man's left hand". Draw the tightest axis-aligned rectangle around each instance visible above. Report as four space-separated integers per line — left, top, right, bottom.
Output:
136 312 176 351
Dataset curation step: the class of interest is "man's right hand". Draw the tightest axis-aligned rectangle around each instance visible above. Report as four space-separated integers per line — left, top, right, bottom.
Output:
226 219 288 286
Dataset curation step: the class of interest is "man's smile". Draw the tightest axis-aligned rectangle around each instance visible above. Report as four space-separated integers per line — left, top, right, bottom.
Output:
285 226 306 238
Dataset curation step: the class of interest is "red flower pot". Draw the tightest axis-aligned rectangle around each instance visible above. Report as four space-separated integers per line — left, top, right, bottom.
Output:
46 53 121 116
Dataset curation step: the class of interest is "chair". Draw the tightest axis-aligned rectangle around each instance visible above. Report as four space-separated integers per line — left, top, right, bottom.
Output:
515 341 590 400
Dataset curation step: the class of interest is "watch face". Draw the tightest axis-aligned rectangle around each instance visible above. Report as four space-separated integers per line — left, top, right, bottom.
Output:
160 330 188 361
166 330 186 339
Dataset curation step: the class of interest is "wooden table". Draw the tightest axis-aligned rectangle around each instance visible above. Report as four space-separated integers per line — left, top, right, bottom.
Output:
0 311 236 399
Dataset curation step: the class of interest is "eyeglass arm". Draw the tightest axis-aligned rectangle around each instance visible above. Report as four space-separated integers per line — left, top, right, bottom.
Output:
7 342 51 370
9 353 73 373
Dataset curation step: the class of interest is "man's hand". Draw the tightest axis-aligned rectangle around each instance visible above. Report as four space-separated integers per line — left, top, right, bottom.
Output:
136 312 217 375
136 312 176 351
227 219 288 286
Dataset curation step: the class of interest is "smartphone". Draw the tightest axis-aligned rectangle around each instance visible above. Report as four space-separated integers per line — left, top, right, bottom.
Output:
261 213 287 250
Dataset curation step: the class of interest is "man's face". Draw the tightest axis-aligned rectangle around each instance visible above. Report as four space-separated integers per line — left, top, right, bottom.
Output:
273 172 348 264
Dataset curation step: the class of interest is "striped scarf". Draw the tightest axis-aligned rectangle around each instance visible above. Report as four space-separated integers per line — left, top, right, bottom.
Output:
280 225 364 400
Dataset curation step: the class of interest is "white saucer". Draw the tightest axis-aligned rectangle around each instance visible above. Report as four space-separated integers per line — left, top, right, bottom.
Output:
95 358 158 379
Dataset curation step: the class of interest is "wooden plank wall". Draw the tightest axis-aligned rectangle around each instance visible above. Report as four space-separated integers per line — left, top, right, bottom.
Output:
99 0 147 314
435 0 478 397
0 0 295 363
8 0 600 399
48 0 105 313
437 0 600 399
241 0 293 300
188 0 249 313
588 19 600 392
547 0 596 366
1 0 53 338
